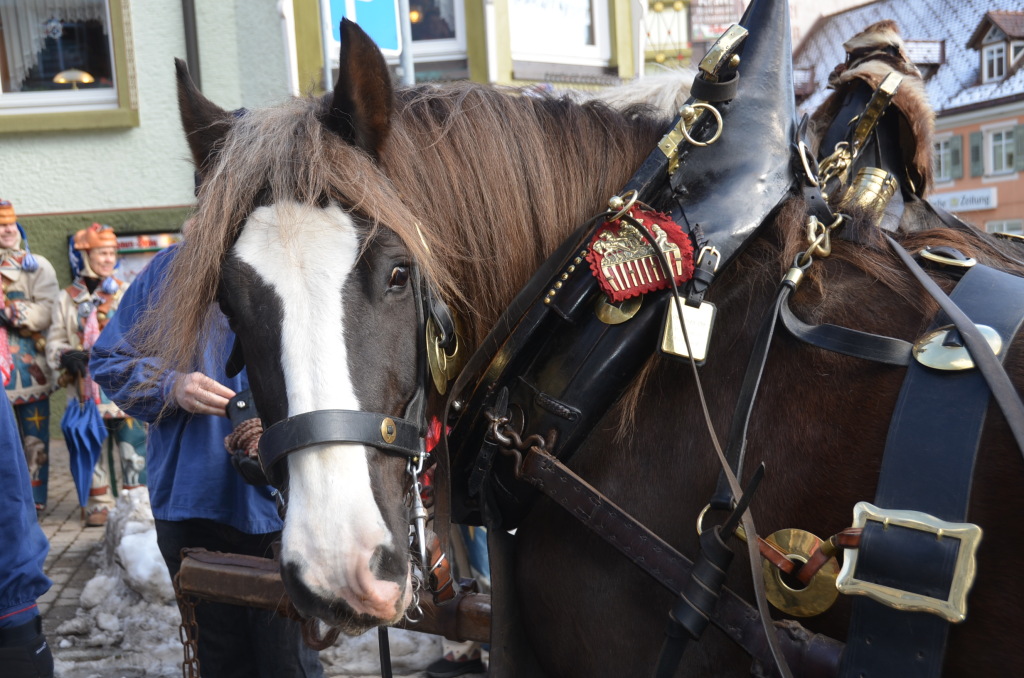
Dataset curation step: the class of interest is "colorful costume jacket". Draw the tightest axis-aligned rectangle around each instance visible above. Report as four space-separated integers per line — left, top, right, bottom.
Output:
47 277 129 418
1 248 58 405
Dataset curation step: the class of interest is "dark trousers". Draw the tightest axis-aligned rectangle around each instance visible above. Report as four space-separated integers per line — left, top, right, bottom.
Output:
155 518 324 678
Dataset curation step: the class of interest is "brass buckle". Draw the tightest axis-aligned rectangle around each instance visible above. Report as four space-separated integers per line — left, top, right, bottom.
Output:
836 502 982 623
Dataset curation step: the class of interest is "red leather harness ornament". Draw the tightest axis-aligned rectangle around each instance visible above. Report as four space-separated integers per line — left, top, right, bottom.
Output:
587 207 694 302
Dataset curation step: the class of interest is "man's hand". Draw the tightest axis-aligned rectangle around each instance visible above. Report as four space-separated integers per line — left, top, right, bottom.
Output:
60 350 90 378
173 372 236 417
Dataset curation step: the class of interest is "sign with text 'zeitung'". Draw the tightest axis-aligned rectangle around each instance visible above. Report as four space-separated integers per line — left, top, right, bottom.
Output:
929 187 998 213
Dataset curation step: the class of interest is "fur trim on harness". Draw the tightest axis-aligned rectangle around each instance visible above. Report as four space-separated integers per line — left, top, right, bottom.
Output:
809 20 934 197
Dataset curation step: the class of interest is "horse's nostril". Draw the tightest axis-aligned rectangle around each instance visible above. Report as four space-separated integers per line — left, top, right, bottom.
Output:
370 544 407 579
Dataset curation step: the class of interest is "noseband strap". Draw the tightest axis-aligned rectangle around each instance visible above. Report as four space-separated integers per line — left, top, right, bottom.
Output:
258 409 423 481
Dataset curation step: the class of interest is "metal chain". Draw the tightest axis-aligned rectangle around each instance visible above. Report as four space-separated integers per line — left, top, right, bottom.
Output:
404 455 428 624
796 213 846 268
486 416 552 477
173 575 201 678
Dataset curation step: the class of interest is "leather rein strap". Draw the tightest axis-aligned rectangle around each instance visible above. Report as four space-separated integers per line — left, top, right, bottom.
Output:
510 442 844 674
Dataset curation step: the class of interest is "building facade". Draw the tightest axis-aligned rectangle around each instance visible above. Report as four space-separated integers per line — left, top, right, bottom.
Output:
796 0 1024 234
0 0 301 284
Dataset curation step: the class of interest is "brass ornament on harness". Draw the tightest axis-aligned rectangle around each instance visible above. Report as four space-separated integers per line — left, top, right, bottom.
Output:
595 294 643 324
381 417 398 444
837 167 898 229
913 323 1003 371
761 528 839 618
817 71 903 203
426 315 464 395
661 297 716 362
658 24 745 173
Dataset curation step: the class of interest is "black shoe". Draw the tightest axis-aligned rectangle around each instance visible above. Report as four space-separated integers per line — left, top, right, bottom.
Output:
425 656 486 678
0 617 54 678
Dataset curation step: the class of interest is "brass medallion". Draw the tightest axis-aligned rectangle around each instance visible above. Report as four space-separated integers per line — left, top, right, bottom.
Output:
912 324 1002 371
595 294 642 324
762 528 839 618
380 417 398 444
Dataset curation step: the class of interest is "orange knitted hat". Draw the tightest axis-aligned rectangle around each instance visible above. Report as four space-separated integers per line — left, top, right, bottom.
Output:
73 223 118 250
0 200 15 225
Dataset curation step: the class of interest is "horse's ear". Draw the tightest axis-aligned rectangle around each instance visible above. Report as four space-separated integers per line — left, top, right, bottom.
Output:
175 58 234 177
323 18 394 157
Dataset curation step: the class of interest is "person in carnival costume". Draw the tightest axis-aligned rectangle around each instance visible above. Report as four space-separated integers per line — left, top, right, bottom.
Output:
46 223 146 527
0 200 59 515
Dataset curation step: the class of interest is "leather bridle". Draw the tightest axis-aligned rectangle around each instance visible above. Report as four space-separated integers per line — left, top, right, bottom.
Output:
255 264 449 488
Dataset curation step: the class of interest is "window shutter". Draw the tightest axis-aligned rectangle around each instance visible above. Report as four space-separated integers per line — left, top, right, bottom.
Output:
1015 124 1024 172
970 131 984 176
950 135 963 179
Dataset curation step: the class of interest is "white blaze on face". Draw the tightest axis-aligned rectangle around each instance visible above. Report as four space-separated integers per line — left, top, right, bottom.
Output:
233 201 407 621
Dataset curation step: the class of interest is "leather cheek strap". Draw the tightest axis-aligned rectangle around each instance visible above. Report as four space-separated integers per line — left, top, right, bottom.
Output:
258 409 423 483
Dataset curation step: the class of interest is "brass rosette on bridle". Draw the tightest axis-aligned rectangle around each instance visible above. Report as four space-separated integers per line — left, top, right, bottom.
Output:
426 315 465 395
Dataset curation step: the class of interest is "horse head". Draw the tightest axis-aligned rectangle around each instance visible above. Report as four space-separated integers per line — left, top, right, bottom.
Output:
175 20 430 633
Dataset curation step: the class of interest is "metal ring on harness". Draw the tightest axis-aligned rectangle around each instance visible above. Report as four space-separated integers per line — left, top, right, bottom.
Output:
679 103 724 147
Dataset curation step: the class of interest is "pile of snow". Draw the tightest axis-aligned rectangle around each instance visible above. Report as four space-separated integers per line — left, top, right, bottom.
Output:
52 488 440 677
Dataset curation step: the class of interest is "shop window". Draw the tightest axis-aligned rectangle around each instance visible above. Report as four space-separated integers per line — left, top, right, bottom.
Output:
0 0 136 132
510 0 611 67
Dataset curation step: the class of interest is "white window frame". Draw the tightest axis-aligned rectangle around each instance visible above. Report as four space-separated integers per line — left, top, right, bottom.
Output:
0 0 119 113
409 0 467 63
933 135 953 182
1012 41 1024 65
509 0 612 67
988 127 1015 174
983 43 1006 82
987 219 1024 235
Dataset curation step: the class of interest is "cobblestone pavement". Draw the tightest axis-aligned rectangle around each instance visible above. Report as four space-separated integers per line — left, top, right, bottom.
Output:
36 440 107 658
35 440 483 677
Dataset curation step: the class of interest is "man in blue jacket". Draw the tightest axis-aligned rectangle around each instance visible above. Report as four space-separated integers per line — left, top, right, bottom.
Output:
90 244 323 678
0 394 53 677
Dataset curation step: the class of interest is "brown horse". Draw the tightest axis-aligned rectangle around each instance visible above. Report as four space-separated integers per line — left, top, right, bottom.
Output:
143 5 1024 677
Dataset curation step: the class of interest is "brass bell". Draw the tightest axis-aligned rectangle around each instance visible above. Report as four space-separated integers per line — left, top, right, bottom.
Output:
762 528 839 617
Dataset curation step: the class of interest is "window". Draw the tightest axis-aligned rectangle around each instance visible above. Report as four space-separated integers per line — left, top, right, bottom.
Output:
1013 42 1024 64
988 220 1024 235
990 128 1015 173
933 136 962 182
983 43 1005 82
0 0 136 132
510 0 611 66
410 0 465 62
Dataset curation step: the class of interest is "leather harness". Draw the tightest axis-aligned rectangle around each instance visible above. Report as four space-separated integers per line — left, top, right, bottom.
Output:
442 12 1024 678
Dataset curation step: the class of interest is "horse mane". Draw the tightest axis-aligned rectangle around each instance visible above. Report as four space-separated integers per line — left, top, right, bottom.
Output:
136 82 670 375
374 83 668 344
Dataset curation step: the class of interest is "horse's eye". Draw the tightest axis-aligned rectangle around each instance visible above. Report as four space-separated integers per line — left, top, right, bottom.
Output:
389 265 410 289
